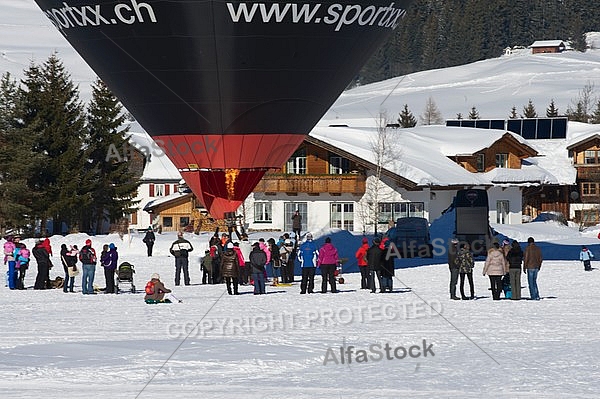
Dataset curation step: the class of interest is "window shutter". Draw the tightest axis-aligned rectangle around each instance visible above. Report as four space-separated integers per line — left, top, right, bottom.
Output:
149 184 155 197
165 184 170 195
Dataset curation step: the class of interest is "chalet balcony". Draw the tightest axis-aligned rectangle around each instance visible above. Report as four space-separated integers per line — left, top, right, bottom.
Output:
575 165 600 181
255 173 366 195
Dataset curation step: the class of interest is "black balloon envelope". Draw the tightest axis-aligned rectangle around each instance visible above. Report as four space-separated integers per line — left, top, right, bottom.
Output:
35 0 413 218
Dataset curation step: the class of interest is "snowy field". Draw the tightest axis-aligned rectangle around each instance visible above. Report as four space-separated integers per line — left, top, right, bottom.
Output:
1 225 600 399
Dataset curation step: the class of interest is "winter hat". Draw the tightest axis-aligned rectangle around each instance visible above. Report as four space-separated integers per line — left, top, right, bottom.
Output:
305 233 313 240
226 242 234 249
109 243 116 250
362 237 368 244
85 239 92 246
151 273 160 280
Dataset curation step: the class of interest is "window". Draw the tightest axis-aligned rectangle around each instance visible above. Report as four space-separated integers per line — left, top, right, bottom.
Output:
476 154 485 172
163 217 173 227
254 202 272 223
496 200 509 224
495 153 508 168
330 202 354 230
284 202 307 232
378 202 424 223
286 148 306 174
584 150 598 164
180 217 190 227
582 183 598 196
151 184 165 197
329 155 350 174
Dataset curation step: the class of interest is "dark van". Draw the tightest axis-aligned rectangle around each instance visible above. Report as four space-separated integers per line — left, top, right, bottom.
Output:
385 217 433 258
454 189 493 256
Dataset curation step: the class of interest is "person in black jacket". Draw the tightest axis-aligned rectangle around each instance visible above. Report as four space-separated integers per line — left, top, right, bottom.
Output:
220 243 240 295
142 227 156 257
249 243 267 294
366 237 383 293
506 240 523 300
447 238 460 300
33 239 52 290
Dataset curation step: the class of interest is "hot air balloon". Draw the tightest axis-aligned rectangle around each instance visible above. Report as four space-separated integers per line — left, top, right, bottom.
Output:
34 0 413 218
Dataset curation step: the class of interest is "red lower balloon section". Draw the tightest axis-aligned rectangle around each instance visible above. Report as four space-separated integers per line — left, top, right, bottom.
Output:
180 169 267 219
153 134 306 219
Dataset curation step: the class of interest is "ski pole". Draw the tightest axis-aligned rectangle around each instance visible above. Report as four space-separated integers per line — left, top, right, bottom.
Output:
170 293 183 303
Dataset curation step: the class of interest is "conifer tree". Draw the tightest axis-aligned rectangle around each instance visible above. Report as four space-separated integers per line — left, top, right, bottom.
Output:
0 73 39 231
566 101 588 122
546 99 559 117
456 113 463 120
591 100 600 124
398 104 417 128
84 78 140 234
18 54 87 233
522 99 538 118
468 106 480 120
509 106 518 119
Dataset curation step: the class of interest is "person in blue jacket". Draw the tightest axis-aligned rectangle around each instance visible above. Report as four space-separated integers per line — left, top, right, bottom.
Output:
298 232 318 294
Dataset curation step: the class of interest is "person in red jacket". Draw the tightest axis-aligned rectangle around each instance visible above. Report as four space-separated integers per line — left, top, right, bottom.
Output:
355 237 370 289
317 237 339 293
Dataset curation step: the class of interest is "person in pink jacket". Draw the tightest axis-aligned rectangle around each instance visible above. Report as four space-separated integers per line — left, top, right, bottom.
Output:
317 237 339 293
483 241 509 300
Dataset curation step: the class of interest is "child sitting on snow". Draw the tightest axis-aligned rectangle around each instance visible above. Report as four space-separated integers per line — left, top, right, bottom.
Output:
144 273 172 304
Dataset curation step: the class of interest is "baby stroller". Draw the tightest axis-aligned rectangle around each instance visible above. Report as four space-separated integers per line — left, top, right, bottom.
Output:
335 257 348 284
116 262 136 294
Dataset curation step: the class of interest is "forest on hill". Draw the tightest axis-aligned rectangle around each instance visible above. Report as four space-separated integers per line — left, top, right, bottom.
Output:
359 0 600 84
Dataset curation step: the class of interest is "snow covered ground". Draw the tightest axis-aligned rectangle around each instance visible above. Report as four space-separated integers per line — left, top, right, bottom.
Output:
1 225 600 398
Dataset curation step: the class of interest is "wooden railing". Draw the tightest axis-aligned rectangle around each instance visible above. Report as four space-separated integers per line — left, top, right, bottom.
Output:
255 173 366 194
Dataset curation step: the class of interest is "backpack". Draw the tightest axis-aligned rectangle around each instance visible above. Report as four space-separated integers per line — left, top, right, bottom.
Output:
79 247 96 264
145 280 155 295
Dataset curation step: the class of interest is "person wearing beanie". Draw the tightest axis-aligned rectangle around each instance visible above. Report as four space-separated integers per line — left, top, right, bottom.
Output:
142 226 156 257
298 232 318 294
144 273 172 303
33 239 53 290
355 237 370 289
79 239 98 294
249 242 267 294
102 243 118 293
366 237 383 293
220 242 240 295
169 232 194 286
579 245 594 271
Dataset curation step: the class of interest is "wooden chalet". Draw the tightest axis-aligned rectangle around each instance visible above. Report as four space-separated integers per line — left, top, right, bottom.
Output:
530 40 566 54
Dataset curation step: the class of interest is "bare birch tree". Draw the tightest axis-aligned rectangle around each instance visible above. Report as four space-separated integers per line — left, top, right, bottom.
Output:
357 112 402 234
419 96 445 125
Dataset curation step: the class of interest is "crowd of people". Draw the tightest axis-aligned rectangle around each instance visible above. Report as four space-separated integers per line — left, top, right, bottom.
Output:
448 236 544 301
5 227 592 303
3 235 121 295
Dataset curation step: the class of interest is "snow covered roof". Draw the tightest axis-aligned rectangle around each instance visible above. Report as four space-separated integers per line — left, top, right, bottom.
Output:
309 124 564 188
126 130 181 181
143 191 191 212
530 40 566 48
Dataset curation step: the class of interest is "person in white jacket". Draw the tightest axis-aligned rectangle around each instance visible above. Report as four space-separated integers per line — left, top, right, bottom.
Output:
579 245 594 271
483 241 509 300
